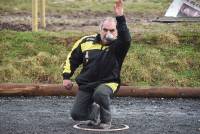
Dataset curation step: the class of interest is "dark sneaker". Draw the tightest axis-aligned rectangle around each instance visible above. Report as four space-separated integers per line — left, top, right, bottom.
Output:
80 103 100 127
89 103 100 125
79 120 99 126
99 122 111 129
87 120 100 126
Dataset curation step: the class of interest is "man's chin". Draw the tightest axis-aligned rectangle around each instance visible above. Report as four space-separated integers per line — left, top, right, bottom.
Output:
102 40 109 45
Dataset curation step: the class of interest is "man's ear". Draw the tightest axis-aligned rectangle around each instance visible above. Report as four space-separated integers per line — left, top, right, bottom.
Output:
99 23 103 31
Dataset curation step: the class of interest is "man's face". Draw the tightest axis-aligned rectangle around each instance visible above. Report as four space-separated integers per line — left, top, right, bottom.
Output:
100 20 118 45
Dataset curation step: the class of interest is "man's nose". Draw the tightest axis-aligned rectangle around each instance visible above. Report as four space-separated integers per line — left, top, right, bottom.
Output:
106 31 111 34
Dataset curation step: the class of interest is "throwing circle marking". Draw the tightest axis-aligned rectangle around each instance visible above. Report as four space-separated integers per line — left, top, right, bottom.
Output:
73 123 129 132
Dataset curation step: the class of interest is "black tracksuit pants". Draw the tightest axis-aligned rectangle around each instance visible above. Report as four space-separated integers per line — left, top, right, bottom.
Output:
70 84 113 123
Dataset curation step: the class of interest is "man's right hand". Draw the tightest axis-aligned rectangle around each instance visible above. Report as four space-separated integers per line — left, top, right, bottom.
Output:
63 80 73 90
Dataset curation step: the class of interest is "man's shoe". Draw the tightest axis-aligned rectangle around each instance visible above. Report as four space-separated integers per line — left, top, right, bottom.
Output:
87 120 99 126
99 122 111 129
79 103 100 127
79 120 99 126
89 103 100 125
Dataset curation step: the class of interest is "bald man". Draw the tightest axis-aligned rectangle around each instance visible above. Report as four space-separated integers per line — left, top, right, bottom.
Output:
63 0 131 129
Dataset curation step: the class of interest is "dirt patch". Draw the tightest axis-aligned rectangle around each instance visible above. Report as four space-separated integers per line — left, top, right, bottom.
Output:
0 11 155 32
0 22 31 31
0 96 200 134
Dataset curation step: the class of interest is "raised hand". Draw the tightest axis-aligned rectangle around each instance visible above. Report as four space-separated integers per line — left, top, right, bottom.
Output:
114 0 124 16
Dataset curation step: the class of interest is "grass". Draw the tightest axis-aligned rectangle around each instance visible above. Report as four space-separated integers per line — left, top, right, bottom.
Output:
0 0 171 15
121 43 200 87
0 29 200 87
0 0 200 87
0 30 69 83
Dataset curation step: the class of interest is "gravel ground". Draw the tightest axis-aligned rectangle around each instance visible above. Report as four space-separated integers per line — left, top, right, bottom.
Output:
0 96 200 134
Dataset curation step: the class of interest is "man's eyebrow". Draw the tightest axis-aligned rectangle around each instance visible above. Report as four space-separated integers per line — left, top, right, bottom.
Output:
103 28 115 31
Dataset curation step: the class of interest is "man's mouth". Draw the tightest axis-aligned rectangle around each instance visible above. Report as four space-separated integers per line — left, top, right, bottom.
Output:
105 33 115 42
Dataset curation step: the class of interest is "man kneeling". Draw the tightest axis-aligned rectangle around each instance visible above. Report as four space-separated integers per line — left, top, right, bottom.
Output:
62 0 131 129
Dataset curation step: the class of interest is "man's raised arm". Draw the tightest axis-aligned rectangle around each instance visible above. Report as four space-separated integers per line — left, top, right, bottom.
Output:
114 0 131 44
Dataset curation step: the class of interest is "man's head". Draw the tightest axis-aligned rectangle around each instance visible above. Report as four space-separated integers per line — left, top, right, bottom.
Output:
99 17 118 45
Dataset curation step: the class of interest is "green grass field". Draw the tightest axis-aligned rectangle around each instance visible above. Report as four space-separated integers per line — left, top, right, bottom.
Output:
0 0 200 87
0 0 170 15
0 29 199 87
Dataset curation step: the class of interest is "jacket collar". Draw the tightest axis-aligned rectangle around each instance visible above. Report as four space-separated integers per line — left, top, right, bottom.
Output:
94 34 102 44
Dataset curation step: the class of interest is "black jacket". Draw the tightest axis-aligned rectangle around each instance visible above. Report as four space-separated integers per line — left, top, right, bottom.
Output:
63 16 131 92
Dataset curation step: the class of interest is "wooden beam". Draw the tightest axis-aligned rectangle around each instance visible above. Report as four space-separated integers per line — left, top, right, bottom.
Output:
0 84 200 98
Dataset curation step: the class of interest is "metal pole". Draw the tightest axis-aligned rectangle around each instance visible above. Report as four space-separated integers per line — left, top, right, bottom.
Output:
32 0 38 32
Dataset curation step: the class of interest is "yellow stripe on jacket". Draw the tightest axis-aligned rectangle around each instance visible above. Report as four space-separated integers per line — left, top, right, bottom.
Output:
105 82 119 93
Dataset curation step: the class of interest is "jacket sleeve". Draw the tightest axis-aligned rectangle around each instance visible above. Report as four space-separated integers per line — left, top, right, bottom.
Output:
116 15 132 44
115 16 132 61
62 38 84 80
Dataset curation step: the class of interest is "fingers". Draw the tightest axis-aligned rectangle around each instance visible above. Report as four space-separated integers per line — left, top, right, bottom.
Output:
63 80 73 90
114 0 124 16
115 0 123 8
116 0 123 4
64 83 73 90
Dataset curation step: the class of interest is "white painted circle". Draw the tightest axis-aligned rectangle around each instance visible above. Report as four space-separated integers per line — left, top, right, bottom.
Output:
73 123 129 132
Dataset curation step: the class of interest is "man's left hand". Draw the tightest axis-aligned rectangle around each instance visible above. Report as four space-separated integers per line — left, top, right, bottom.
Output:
114 0 124 16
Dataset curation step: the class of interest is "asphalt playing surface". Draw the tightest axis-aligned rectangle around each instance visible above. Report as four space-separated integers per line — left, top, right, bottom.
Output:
0 96 200 134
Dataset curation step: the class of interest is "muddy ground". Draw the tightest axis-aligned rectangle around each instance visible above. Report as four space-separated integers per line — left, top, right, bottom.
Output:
0 96 200 134
0 12 154 32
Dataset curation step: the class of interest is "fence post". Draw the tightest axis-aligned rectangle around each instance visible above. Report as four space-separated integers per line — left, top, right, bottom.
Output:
32 0 38 32
41 0 46 28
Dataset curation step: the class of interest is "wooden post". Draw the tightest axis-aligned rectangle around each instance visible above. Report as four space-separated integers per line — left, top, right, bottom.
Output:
32 0 46 31
32 0 38 32
41 0 46 28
